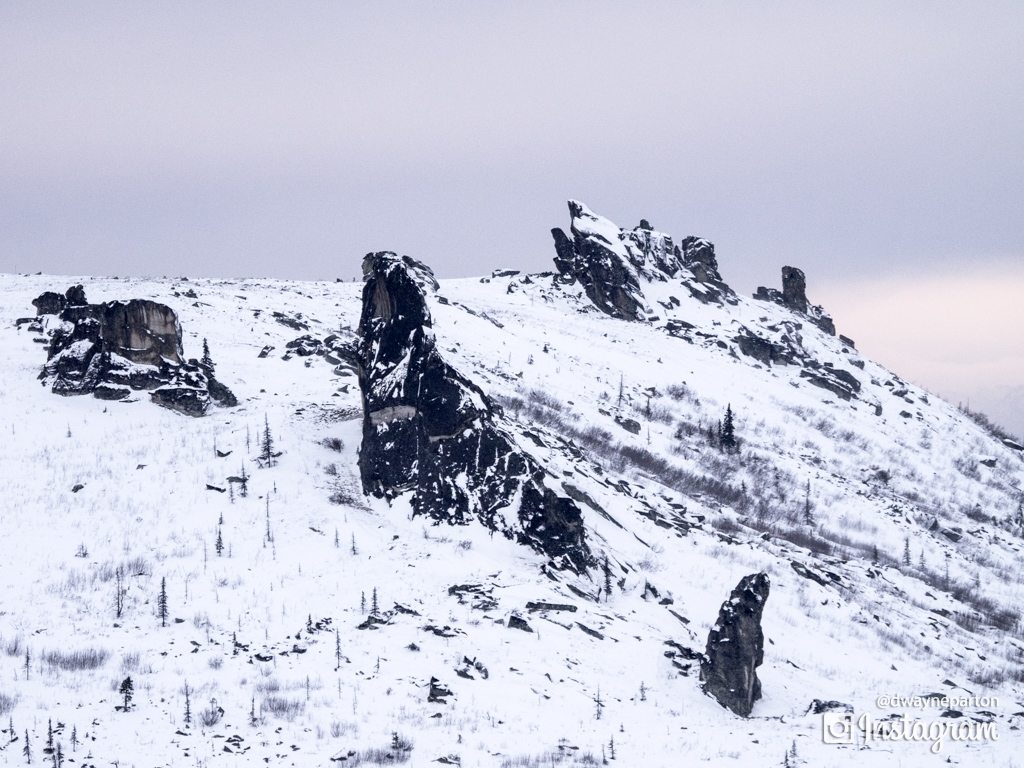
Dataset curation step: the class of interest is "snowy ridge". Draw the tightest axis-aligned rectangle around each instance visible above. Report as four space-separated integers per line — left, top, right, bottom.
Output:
0 205 1022 767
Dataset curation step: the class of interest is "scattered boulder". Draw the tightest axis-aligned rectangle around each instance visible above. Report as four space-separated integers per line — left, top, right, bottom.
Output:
734 330 798 367
455 656 489 680
427 677 453 704
799 368 861 401
507 614 533 633
32 286 236 415
525 601 577 613
272 311 308 331
807 699 853 715
285 335 323 357
448 584 499 611
353 252 590 572
700 572 770 717
615 416 641 435
422 624 463 638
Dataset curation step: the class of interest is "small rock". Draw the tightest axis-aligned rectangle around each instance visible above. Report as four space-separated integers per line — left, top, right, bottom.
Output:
507 615 533 633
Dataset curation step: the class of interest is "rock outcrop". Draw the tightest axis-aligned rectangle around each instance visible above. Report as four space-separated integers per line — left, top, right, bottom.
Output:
352 252 590 572
700 572 770 717
32 287 236 416
755 266 836 336
551 201 733 320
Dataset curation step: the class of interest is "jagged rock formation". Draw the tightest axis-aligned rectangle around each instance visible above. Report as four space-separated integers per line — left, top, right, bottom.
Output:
32 287 236 416
700 572 770 717
755 266 837 336
551 201 733 320
352 252 590 572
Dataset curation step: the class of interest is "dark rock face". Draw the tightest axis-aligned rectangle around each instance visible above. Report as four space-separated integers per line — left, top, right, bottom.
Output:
65 284 88 305
700 572 770 717
755 266 836 336
552 225 646 320
33 291 67 316
781 266 808 314
33 287 236 416
353 252 591 572
97 300 184 365
550 201 733 320
679 236 724 285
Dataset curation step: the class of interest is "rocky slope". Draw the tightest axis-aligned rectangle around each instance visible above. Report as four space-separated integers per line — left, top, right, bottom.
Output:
0 202 1021 767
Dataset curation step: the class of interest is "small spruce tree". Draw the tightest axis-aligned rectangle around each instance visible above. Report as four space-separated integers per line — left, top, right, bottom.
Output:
902 537 911 567
371 587 379 615
260 415 275 467
802 479 814 526
201 338 215 375
158 577 168 627
119 676 134 711
720 404 737 452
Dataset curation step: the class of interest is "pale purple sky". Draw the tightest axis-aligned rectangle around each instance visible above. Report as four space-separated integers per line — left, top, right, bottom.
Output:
1 2 1021 433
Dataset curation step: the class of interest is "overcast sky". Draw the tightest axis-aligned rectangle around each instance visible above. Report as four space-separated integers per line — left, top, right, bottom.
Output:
1 2 1021 433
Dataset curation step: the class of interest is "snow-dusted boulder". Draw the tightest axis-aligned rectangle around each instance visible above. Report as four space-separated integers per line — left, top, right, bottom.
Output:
700 572 770 717
33 287 235 416
353 252 591 572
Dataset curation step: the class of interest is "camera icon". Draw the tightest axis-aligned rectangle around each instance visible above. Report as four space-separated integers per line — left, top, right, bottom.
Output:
821 713 854 744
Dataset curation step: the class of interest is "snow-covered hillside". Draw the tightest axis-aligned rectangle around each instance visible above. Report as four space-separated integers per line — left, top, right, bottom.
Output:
0 204 1022 767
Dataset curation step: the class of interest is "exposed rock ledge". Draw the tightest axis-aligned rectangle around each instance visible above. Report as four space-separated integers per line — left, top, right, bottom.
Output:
352 252 591 572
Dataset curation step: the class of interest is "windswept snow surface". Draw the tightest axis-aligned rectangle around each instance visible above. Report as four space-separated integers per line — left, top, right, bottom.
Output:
0 272 1022 766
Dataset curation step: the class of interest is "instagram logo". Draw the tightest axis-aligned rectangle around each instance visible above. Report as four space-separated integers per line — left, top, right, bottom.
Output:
821 713 854 744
